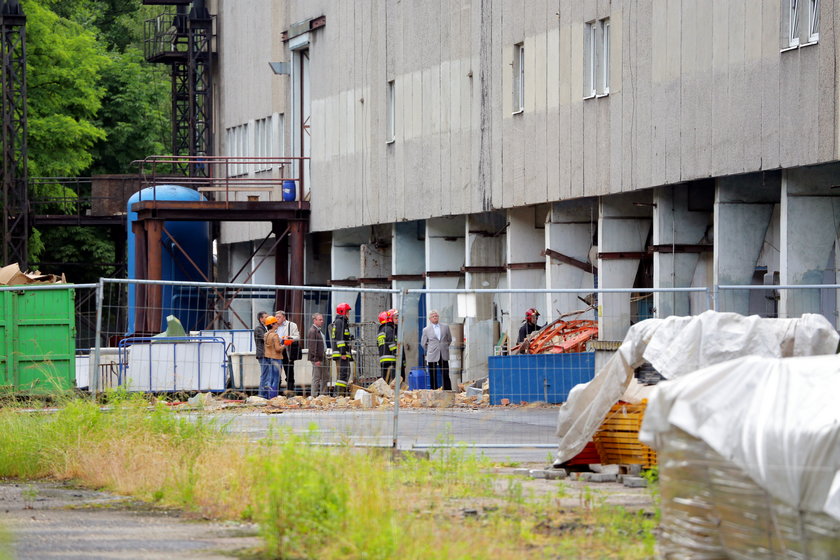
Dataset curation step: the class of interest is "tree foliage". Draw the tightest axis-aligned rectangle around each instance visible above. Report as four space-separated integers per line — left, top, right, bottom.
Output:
17 0 171 277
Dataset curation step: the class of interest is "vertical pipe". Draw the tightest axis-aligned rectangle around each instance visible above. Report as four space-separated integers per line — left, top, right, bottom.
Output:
273 220 289 312
290 220 306 323
391 289 407 449
92 278 105 394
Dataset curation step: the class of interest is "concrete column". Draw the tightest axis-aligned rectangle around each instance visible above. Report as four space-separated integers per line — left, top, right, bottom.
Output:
780 163 840 323
393 221 425 370
330 227 367 320
652 184 713 317
425 217 465 322
464 212 506 381
598 194 652 341
506 206 548 343
545 199 597 322
714 173 779 314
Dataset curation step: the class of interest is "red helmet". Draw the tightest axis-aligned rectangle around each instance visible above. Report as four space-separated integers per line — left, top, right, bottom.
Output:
378 311 388 324
336 302 351 316
388 308 398 322
525 308 540 319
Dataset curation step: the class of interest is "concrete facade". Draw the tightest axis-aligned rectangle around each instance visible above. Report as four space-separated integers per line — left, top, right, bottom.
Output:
209 0 840 375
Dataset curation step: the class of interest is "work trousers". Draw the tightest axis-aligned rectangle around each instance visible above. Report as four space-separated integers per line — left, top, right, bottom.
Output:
380 361 395 384
427 359 451 391
267 359 282 399
257 357 272 399
335 357 351 391
310 361 330 397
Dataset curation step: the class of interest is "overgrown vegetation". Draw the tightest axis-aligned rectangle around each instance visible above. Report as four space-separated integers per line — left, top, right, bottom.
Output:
0 397 657 559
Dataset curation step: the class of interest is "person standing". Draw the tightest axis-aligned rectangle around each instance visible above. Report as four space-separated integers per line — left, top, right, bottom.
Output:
306 312 329 397
262 315 282 398
275 310 301 396
517 308 542 345
330 302 353 396
420 310 452 391
377 309 397 383
253 311 271 398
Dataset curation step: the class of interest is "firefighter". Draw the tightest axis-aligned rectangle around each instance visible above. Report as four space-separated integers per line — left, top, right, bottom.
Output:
517 307 543 345
331 302 353 396
377 309 397 384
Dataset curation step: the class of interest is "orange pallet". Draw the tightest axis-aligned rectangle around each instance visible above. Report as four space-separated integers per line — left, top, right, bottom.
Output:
594 400 657 469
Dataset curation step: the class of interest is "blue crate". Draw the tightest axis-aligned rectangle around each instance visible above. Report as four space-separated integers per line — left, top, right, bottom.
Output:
488 352 596 405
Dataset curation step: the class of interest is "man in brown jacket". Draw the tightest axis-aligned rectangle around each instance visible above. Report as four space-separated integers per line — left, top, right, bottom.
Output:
306 312 329 396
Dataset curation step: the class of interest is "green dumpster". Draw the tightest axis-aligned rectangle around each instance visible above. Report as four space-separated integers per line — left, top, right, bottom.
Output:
0 287 76 394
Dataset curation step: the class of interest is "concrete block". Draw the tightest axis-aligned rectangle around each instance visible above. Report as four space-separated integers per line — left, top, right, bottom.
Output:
590 464 620 474
529 469 548 479
623 476 648 488
512 468 531 477
619 464 643 475
543 468 567 480
580 472 617 483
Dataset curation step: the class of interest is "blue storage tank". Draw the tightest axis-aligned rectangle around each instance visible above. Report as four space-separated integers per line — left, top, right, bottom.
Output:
127 185 211 333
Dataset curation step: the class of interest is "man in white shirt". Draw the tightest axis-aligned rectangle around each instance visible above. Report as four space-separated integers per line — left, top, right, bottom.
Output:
275 310 301 395
420 310 453 390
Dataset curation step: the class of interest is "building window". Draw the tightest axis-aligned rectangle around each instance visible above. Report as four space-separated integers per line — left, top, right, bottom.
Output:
808 0 819 42
513 42 525 112
386 80 395 142
225 123 249 177
788 0 800 47
585 19 609 98
600 18 610 95
584 22 596 97
254 117 272 172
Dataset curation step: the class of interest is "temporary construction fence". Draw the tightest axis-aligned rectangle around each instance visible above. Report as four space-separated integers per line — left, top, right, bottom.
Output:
4 278 840 459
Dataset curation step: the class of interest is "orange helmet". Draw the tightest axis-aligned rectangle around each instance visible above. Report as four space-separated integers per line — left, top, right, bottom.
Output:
336 302 351 316
378 311 388 324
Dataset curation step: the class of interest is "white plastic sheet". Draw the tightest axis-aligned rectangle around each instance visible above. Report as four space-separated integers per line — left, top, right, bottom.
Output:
554 310 839 465
641 354 840 520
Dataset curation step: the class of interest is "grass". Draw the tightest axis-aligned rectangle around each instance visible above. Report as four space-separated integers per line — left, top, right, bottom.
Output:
0 396 657 559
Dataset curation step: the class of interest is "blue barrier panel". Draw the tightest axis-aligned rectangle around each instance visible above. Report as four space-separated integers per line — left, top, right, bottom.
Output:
488 352 595 405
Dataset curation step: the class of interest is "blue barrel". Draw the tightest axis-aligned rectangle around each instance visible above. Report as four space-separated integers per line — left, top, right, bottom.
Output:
408 367 430 390
282 180 296 201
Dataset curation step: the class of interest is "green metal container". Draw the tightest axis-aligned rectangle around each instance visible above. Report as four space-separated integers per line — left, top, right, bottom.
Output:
0 287 76 394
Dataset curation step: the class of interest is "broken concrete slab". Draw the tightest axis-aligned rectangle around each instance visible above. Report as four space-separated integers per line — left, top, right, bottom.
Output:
580 473 617 483
245 396 268 406
622 476 647 488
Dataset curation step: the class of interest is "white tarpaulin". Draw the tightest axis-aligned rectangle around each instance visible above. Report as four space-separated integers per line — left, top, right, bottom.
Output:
554 310 839 465
639 353 840 520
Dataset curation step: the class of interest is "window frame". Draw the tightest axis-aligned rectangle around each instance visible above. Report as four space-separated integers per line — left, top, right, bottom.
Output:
808 0 819 42
584 21 596 98
600 18 610 96
789 0 800 47
513 42 525 113
386 80 395 143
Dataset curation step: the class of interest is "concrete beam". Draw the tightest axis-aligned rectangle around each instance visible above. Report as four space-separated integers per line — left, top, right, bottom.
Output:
507 206 548 342
652 184 712 316
598 193 652 341
780 164 840 321
714 174 779 314
546 199 597 321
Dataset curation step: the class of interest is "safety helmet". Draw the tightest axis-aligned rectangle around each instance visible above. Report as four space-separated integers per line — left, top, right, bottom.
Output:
525 308 540 319
378 311 388 324
387 308 398 322
336 302 351 316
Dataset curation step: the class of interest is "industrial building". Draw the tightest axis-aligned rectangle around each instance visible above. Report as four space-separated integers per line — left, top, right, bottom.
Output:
199 0 840 380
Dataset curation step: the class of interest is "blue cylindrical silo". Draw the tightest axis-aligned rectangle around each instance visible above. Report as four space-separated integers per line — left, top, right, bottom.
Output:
127 185 212 333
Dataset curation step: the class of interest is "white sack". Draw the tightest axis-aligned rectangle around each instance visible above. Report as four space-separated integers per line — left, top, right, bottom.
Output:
554 310 838 466
640 354 840 520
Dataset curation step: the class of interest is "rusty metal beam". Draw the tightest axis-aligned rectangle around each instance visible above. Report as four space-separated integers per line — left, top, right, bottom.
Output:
461 266 506 273
506 261 545 270
389 274 424 281
542 248 597 274
131 200 310 222
649 244 713 254
598 252 647 260
424 271 464 278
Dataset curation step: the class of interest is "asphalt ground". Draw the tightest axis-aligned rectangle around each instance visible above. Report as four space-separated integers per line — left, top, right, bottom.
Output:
0 482 260 560
211 406 562 463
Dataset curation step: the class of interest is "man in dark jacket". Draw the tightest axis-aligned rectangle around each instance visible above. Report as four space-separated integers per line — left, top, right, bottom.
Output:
517 308 543 345
253 311 270 398
306 312 329 397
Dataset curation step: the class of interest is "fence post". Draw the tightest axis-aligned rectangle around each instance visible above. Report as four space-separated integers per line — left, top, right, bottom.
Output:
392 289 407 449
92 278 105 394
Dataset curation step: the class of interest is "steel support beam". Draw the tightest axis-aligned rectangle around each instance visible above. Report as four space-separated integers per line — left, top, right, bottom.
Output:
1 0 27 268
